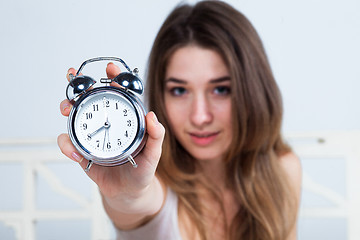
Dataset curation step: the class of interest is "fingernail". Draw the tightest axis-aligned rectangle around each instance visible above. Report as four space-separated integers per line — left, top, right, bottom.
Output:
67 69 73 78
61 102 70 112
71 152 83 163
152 112 159 125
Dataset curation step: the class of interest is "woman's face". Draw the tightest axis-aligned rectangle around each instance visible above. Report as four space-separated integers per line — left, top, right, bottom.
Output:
164 45 232 163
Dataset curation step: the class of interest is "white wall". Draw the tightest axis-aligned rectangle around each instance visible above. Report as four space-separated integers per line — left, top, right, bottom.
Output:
0 0 359 239
1 0 359 139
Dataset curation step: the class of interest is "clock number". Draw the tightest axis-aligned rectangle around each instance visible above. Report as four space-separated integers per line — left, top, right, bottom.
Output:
123 109 128 116
107 142 111 149
116 103 119 110
87 135 92 141
103 97 110 108
127 120 131 127
96 140 100 148
86 113 93 119
117 139 121 146
125 131 128 138
93 104 99 111
82 123 87 130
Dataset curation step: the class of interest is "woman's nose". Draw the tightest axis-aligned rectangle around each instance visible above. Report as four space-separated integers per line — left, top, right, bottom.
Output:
190 94 213 127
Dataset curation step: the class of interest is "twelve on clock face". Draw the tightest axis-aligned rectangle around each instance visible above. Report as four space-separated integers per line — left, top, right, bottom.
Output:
72 90 139 160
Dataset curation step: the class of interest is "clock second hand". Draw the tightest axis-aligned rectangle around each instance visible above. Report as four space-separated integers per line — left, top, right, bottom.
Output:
102 96 112 151
103 96 109 150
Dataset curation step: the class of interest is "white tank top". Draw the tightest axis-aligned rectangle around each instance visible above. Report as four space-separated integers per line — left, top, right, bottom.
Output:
116 188 182 240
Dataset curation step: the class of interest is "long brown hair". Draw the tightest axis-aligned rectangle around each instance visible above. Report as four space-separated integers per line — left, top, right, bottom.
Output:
146 1 297 239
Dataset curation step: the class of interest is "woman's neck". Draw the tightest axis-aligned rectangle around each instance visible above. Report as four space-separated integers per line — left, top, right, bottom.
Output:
197 158 228 191
194 159 239 239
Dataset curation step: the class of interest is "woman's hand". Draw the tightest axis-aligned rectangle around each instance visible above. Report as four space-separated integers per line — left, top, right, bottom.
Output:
57 63 166 215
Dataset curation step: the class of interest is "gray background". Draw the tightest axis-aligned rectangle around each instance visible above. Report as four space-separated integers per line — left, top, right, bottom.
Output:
0 0 359 138
0 0 359 239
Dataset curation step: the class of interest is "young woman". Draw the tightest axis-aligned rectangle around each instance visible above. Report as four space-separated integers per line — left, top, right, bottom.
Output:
58 1 302 239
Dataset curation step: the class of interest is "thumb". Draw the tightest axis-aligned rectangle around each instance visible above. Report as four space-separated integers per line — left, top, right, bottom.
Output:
106 62 121 79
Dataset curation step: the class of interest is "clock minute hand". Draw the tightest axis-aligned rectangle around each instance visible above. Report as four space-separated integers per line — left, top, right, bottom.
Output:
103 128 106 150
102 120 112 150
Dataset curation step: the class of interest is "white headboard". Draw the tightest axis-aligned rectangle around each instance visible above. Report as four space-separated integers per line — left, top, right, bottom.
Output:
1 131 359 239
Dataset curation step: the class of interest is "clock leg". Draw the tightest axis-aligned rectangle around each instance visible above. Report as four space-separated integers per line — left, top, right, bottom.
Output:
128 156 138 168
85 160 93 172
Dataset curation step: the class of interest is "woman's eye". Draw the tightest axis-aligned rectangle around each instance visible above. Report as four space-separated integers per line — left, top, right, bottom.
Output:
213 86 231 96
170 87 187 96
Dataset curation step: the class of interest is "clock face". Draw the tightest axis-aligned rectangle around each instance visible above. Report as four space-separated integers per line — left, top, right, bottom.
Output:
72 90 139 160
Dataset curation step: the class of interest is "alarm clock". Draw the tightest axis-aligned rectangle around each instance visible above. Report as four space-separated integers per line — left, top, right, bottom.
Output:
66 57 147 172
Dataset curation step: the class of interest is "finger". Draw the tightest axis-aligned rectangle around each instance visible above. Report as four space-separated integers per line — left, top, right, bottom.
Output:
106 62 121 79
141 111 165 168
57 133 84 163
67 68 77 82
57 133 96 175
60 99 72 116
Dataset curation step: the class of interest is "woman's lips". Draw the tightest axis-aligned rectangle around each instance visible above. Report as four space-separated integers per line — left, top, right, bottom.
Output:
189 132 219 146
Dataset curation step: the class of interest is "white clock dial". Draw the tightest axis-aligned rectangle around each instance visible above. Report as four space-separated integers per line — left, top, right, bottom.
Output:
73 91 139 159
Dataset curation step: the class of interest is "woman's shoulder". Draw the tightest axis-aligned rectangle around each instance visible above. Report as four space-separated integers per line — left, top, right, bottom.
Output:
279 151 302 194
279 151 301 174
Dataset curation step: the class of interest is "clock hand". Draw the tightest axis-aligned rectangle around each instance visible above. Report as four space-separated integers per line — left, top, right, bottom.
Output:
88 125 105 139
103 96 109 122
87 121 111 139
106 127 110 149
103 126 107 150
102 96 111 142
102 120 111 150
102 97 112 151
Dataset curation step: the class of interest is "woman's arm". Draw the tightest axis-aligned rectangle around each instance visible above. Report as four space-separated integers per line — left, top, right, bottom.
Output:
102 174 166 230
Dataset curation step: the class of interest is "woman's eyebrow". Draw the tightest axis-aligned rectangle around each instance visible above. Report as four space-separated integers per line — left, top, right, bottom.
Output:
209 76 231 83
165 77 187 84
165 76 230 84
